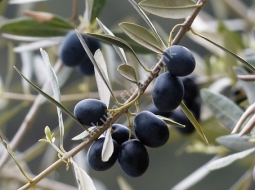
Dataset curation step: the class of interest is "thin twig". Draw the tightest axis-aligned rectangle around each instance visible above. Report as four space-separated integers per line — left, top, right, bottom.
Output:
0 59 63 170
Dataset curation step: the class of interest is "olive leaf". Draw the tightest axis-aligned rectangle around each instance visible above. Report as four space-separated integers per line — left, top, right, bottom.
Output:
13 66 88 129
76 31 118 102
90 0 107 22
180 102 209 145
1 14 74 37
127 0 166 50
206 147 255 171
234 67 255 104
117 64 138 84
9 0 47 4
85 33 148 70
119 22 164 54
72 161 97 190
217 134 255 151
171 156 219 190
102 128 114 162
96 18 128 64
94 50 111 107
201 89 244 131
117 176 134 190
155 115 185 128
138 0 200 19
192 30 255 73
40 49 64 149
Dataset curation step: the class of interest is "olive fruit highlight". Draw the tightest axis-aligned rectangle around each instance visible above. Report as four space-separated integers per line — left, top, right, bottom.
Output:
152 72 184 112
87 137 119 171
134 111 169 148
163 45 195 76
118 139 149 177
111 124 135 145
74 99 107 127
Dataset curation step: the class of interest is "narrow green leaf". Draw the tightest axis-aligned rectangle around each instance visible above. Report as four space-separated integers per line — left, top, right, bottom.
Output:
156 115 185 128
86 32 148 70
127 0 166 50
206 147 255 170
72 161 97 190
72 126 98 141
97 18 128 63
201 89 244 131
172 156 219 190
193 30 255 73
138 0 200 19
217 134 255 151
180 101 209 145
1 16 74 37
234 67 255 104
114 32 154 54
119 22 164 54
102 129 114 162
94 50 111 107
117 64 138 83
40 49 64 149
13 66 87 129
76 31 116 102
90 0 107 22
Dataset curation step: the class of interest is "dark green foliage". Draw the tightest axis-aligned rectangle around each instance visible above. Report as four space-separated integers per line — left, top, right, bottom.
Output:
163 45 196 76
87 137 119 171
118 139 149 177
134 111 169 148
111 124 135 145
74 99 107 126
152 72 184 112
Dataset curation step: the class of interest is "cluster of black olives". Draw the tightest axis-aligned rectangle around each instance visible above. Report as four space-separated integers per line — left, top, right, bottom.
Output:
72 45 199 177
59 30 101 75
149 45 201 134
74 99 170 177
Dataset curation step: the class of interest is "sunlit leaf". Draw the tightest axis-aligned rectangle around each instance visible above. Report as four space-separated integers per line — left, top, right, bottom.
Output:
128 0 166 50
117 64 138 83
102 128 114 162
155 115 185 128
72 127 98 141
119 22 164 54
201 89 244 131
94 50 111 108
40 49 65 149
97 18 128 63
234 67 255 104
114 32 154 54
138 0 200 19
180 101 209 145
72 161 97 190
206 147 255 170
1 15 74 37
217 134 255 151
